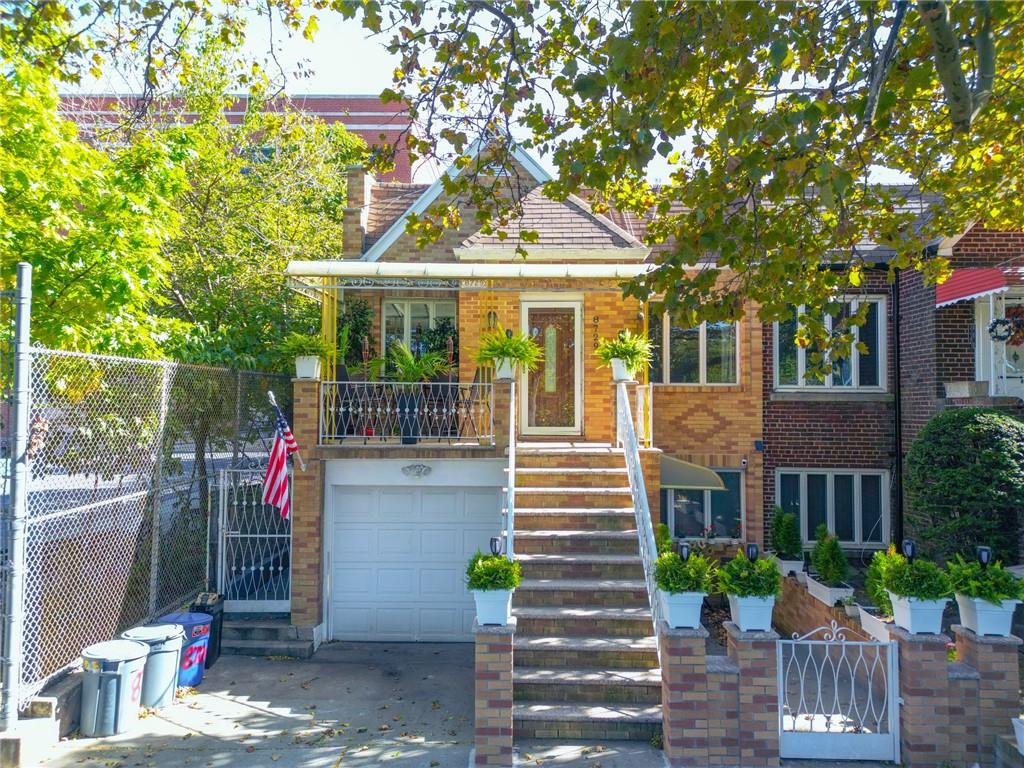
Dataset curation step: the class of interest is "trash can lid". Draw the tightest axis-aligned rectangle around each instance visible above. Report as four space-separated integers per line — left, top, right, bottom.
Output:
121 624 184 643
158 611 212 626
82 639 150 664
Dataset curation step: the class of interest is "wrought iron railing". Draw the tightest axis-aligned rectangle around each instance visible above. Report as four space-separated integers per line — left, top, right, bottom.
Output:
320 381 494 445
503 379 516 559
616 381 662 660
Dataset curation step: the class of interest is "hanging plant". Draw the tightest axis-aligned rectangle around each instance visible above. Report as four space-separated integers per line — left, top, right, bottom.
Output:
989 317 1015 342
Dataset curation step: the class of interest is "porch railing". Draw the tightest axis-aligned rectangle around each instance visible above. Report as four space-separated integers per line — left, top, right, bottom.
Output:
320 381 494 445
616 381 662 661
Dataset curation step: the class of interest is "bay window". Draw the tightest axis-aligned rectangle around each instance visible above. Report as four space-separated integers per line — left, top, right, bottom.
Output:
648 309 738 384
776 469 888 546
660 470 744 540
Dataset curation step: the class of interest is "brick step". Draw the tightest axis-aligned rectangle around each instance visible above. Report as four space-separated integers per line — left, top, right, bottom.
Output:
514 634 658 669
514 488 634 509
219 638 314 659
222 619 299 642
515 579 649 608
514 446 626 471
514 667 662 704
511 467 630 488
512 606 653 638
513 530 639 556
513 702 662 742
514 508 636 531
516 553 645 580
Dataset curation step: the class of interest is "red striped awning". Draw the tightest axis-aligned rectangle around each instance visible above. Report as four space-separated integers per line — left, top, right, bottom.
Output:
935 267 1024 308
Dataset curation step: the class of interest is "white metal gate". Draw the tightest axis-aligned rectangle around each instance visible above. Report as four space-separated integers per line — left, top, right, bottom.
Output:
778 622 900 762
217 468 292 612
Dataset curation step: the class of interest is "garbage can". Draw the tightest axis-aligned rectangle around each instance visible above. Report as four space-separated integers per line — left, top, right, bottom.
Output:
79 639 150 737
120 624 184 709
189 593 223 669
158 611 212 687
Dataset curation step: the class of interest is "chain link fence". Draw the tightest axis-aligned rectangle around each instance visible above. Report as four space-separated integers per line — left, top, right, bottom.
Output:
9 344 289 706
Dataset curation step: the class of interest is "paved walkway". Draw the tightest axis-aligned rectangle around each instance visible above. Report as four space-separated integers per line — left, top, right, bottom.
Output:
41 642 667 768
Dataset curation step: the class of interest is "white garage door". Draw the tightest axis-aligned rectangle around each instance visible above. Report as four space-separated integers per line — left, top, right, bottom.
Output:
329 485 501 641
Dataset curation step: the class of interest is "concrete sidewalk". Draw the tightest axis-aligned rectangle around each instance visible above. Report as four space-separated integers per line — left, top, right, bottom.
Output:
39 642 667 768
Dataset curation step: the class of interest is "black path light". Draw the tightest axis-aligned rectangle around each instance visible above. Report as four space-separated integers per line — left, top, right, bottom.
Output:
490 536 502 556
901 538 916 562
677 541 691 561
976 545 993 569
745 542 760 561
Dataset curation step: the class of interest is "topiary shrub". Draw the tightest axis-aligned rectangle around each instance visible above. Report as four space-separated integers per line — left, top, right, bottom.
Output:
770 506 802 560
905 407 1024 563
810 524 849 586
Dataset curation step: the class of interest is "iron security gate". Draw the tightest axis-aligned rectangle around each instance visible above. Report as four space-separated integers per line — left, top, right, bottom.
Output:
217 468 291 612
778 622 900 762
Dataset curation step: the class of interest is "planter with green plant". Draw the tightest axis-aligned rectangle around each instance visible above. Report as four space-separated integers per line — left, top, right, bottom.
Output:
718 548 781 631
948 552 1024 637
769 506 804 580
885 555 952 634
477 327 543 380
387 341 451 444
806 524 854 607
858 546 902 641
282 332 332 379
655 550 716 629
466 551 522 625
595 330 653 382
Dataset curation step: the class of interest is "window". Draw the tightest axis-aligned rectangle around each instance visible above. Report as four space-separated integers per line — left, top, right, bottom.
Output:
777 469 888 546
660 470 744 540
648 309 738 384
382 300 456 357
774 298 885 390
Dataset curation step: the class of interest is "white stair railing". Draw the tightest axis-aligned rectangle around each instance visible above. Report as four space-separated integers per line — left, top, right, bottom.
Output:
504 379 516 559
616 382 662 659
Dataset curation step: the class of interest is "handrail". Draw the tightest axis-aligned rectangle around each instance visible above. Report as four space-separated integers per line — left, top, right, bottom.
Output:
616 381 662 660
504 378 516 560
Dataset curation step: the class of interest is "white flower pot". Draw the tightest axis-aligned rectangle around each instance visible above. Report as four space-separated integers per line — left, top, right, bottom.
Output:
473 589 514 625
888 590 948 635
295 356 322 379
955 594 1021 637
494 358 516 381
858 606 893 642
661 590 705 629
727 594 776 632
775 558 804 579
806 575 855 607
610 358 633 382
1013 717 1024 756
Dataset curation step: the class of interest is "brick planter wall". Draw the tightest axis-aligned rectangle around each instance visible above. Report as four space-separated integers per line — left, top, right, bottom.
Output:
772 576 864 639
473 619 515 767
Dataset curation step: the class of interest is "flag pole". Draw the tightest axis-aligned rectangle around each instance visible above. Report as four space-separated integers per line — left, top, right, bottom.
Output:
268 390 307 472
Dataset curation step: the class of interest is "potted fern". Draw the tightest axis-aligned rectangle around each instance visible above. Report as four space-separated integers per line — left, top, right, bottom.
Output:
477 327 543 381
595 330 653 382
769 507 804 581
282 332 332 379
655 550 716 629
859 546 900 642
718 548 781 632
387 341 451 444
806 524 854 606
466 551 522 625
948 552 1023 637
885 555 951 635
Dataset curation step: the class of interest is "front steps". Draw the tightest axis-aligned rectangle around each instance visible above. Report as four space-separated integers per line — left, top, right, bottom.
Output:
510 443 661 743
220 617 314 658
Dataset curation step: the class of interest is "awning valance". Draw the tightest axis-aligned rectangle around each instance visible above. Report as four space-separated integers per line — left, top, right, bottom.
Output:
935 267 1024 308
660 456 725 491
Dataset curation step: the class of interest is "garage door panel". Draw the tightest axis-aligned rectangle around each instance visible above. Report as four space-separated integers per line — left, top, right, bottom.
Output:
376 568 416 594
376 607 416 636
335 528 375 557
334 607 373 635
420 609 459 639
334 567 374 596
420 528 459 556
460 609 477 636
465 489 500 518
422 490 462 522
379 529 417 556
336 489 377 522
462 527 497 556
420 568 459 596
379 489 417 523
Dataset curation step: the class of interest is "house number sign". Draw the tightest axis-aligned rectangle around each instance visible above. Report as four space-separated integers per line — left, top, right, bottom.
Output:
401 463 432 479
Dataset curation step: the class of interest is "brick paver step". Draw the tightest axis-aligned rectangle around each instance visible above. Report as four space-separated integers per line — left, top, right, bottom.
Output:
513 634 659 669
512 605 653 637
518 578 647 591
511 467 630 488
515 578 649 607
513 508 636 531
514 666 661 685
513 529 640 556
513 701 662 742
513 666 661 704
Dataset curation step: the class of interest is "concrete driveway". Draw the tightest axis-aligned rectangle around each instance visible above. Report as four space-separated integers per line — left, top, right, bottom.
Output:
40 642 666 768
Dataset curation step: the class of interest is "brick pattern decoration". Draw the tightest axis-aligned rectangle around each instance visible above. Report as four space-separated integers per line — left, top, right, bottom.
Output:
474 619 516 767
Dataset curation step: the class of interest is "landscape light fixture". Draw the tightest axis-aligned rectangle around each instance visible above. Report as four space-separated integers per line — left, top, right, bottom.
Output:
901 538 916 562
976 545 993 569
678 541 691 561
745 543 759 561
489 537 502 556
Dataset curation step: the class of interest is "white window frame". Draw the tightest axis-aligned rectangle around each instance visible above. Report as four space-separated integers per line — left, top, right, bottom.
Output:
663 469 746 542
773 297 887 391
774 468 890 547
382 298 457 350
652 317 740 385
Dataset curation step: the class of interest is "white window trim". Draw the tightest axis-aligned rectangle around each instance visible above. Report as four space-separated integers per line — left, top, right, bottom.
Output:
652 317 741 386
663 469 746 542
774 468 890 547
382 298 457 350
773 297 887 392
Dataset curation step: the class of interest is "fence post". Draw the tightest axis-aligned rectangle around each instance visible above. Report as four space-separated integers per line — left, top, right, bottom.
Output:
1 264 32 730
148 364 172 617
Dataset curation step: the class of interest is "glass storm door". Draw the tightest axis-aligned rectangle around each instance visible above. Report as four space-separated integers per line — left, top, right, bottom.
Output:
520 301 582 435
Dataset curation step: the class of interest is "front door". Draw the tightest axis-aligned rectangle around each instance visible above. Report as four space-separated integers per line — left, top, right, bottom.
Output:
520 300 582 435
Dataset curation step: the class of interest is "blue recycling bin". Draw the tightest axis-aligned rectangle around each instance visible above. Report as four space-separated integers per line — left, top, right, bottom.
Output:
120 624 184 708
158 612 212 687
79 640 150 737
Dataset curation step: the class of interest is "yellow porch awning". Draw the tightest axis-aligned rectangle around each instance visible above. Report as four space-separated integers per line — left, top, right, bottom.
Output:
660 455 725 491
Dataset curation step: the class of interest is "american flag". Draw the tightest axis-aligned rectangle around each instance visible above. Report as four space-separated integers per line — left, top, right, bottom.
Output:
262 400 299 519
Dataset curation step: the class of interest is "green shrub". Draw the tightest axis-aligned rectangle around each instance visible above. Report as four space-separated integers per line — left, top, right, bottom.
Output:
718 550 781 598
387 341 451 383
655 523 673 555
594 330 653 375
476 326 543 371
465 551 522 591
866 545 903 616
281 332 332 359
947 555 1024 605
655 551 716 594
905 408 1024 563
810 524 849 586
885 557 951 601
770 506 802 560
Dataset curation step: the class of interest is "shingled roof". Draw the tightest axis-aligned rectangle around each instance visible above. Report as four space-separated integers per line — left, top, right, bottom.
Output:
364 182 430 248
